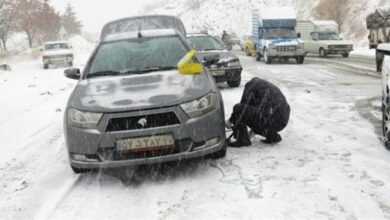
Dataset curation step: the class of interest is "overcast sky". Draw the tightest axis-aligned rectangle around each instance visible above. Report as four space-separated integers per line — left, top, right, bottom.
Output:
51 0 156 33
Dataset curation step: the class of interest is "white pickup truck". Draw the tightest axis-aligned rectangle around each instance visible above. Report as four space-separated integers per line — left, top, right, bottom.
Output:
42 41 74 69
379 43 390 149
296 20 353 58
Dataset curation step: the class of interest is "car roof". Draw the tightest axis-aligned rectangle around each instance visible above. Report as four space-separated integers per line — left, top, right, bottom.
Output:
103 29 180 43
45 41 68 45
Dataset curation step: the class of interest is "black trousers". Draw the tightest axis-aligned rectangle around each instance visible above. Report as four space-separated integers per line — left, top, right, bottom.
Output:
229 104 289 142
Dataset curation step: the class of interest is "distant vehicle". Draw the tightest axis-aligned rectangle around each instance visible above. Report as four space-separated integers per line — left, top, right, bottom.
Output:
366 7 390 72
64 18 226 173
241 35 255 56
187 33 243 87
252 7 306 64
42 41 73 69
378 43 390 149
296 20 353 58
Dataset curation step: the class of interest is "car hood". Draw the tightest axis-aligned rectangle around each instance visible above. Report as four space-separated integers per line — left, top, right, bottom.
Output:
69 70 212 112
317 40 353 46
196 50 239 63
43 49 73 56
269 38 301 46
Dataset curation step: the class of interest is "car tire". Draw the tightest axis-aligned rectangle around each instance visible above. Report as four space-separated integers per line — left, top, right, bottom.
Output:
68 62 73 67
227 76 241 88
296 56 304 64
282 57 289 63
255 52 261 61
376 50 384 72
43 64 49 69
264 50 272 64
211 143 227 159
245 48 252 57
319 48 327 58
382 103 390 150
71 165 92 174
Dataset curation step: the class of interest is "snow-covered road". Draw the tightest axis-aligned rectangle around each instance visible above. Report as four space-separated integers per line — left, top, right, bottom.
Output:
1 47 390 219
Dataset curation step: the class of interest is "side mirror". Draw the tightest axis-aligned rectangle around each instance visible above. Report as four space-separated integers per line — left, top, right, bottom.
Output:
297 33 301 38
203 54 221 66
177 49 203 75
64 68 81 80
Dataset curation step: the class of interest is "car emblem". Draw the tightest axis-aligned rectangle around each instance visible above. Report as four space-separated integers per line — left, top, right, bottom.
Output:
137 118 147 128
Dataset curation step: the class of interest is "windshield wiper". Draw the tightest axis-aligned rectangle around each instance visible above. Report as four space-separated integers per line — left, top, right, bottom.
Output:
87 70 121 78
123 66 177 75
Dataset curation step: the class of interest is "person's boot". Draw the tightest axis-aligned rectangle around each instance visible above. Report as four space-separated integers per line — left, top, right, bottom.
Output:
262 133 282 144
227 125 252 148
227 139 252 148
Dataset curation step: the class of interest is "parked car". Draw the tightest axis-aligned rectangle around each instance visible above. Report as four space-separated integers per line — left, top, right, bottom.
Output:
42 41 73 69
64 26 226 173
241 35 255 56
296 20 353 58
379 43 390 149
186 33 243 87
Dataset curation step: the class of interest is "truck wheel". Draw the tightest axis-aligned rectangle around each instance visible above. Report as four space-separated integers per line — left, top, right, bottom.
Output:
264 50 272 64
296 56 305 64
342 53 349 58
71 165 92 174
319 48 327 58
227 77 241 88
43 64 49 69
255 52 261 61
376 50 384 72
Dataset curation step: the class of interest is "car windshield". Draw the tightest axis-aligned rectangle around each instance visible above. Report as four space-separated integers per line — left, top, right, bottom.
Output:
45 43 69 50
187 36 224 51
265 28 296 39
87 36 188 77
318 32 340 40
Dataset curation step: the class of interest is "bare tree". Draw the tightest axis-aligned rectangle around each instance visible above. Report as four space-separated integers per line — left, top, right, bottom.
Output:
0 0 17 51
312 0 352 32
15 0 42 48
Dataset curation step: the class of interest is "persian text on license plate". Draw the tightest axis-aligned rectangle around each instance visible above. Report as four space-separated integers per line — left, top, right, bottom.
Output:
117 134 174 152
211 70 225 76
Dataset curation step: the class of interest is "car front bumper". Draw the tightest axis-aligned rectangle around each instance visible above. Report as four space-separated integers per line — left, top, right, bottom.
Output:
65 104 226 169
268 49 306 58
325 49 353 55
43 57 73 65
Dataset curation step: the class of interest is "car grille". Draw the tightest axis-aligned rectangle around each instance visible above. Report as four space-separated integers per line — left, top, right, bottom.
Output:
329 45 349 49
275 45 297 52
105 112 180 132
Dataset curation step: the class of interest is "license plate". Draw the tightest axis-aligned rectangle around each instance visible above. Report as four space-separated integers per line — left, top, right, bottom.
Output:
117 134 174 152
211 70 225 76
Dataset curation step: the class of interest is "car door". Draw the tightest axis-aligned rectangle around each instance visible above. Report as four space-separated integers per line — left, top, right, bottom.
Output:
305 33 319 54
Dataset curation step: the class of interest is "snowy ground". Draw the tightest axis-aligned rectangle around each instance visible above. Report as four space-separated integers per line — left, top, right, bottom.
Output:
1 45 390 219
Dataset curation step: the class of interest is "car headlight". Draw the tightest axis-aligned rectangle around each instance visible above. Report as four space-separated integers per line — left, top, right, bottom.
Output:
298 43 304 50
180 93 217 118
67 108 103 129
227 60 241 67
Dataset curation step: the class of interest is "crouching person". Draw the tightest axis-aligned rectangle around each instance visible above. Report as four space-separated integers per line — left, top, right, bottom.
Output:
228 77 290 147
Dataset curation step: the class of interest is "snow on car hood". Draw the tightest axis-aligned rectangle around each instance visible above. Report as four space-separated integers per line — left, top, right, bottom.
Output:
43 49 73 56
69 70 212 112
196 50 239 63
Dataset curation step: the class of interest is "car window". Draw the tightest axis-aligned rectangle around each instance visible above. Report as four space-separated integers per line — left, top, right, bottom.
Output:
318 32 340 40
88 36 188 75
187 36 224 51
265 28 297 39
45 43 69 50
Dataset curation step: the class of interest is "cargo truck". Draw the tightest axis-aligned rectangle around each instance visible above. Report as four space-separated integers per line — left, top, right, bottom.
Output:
366 6 390 72
296 20 353 58
252 7 305 64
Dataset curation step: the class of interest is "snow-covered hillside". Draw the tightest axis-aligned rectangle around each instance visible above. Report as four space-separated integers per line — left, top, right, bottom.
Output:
141 0 388 47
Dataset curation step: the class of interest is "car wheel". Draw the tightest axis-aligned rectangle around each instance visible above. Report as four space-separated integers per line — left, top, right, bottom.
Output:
227 77 241 88
255 52 261 61
68 62 73 67
382 103 390 150
296 56 304 64
376 50 384 72
211 143 227 159
264 50 272 64
342 53 349 58
71 165 92 174
319 48 327 58
43 64 49 69
282 57 289 63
